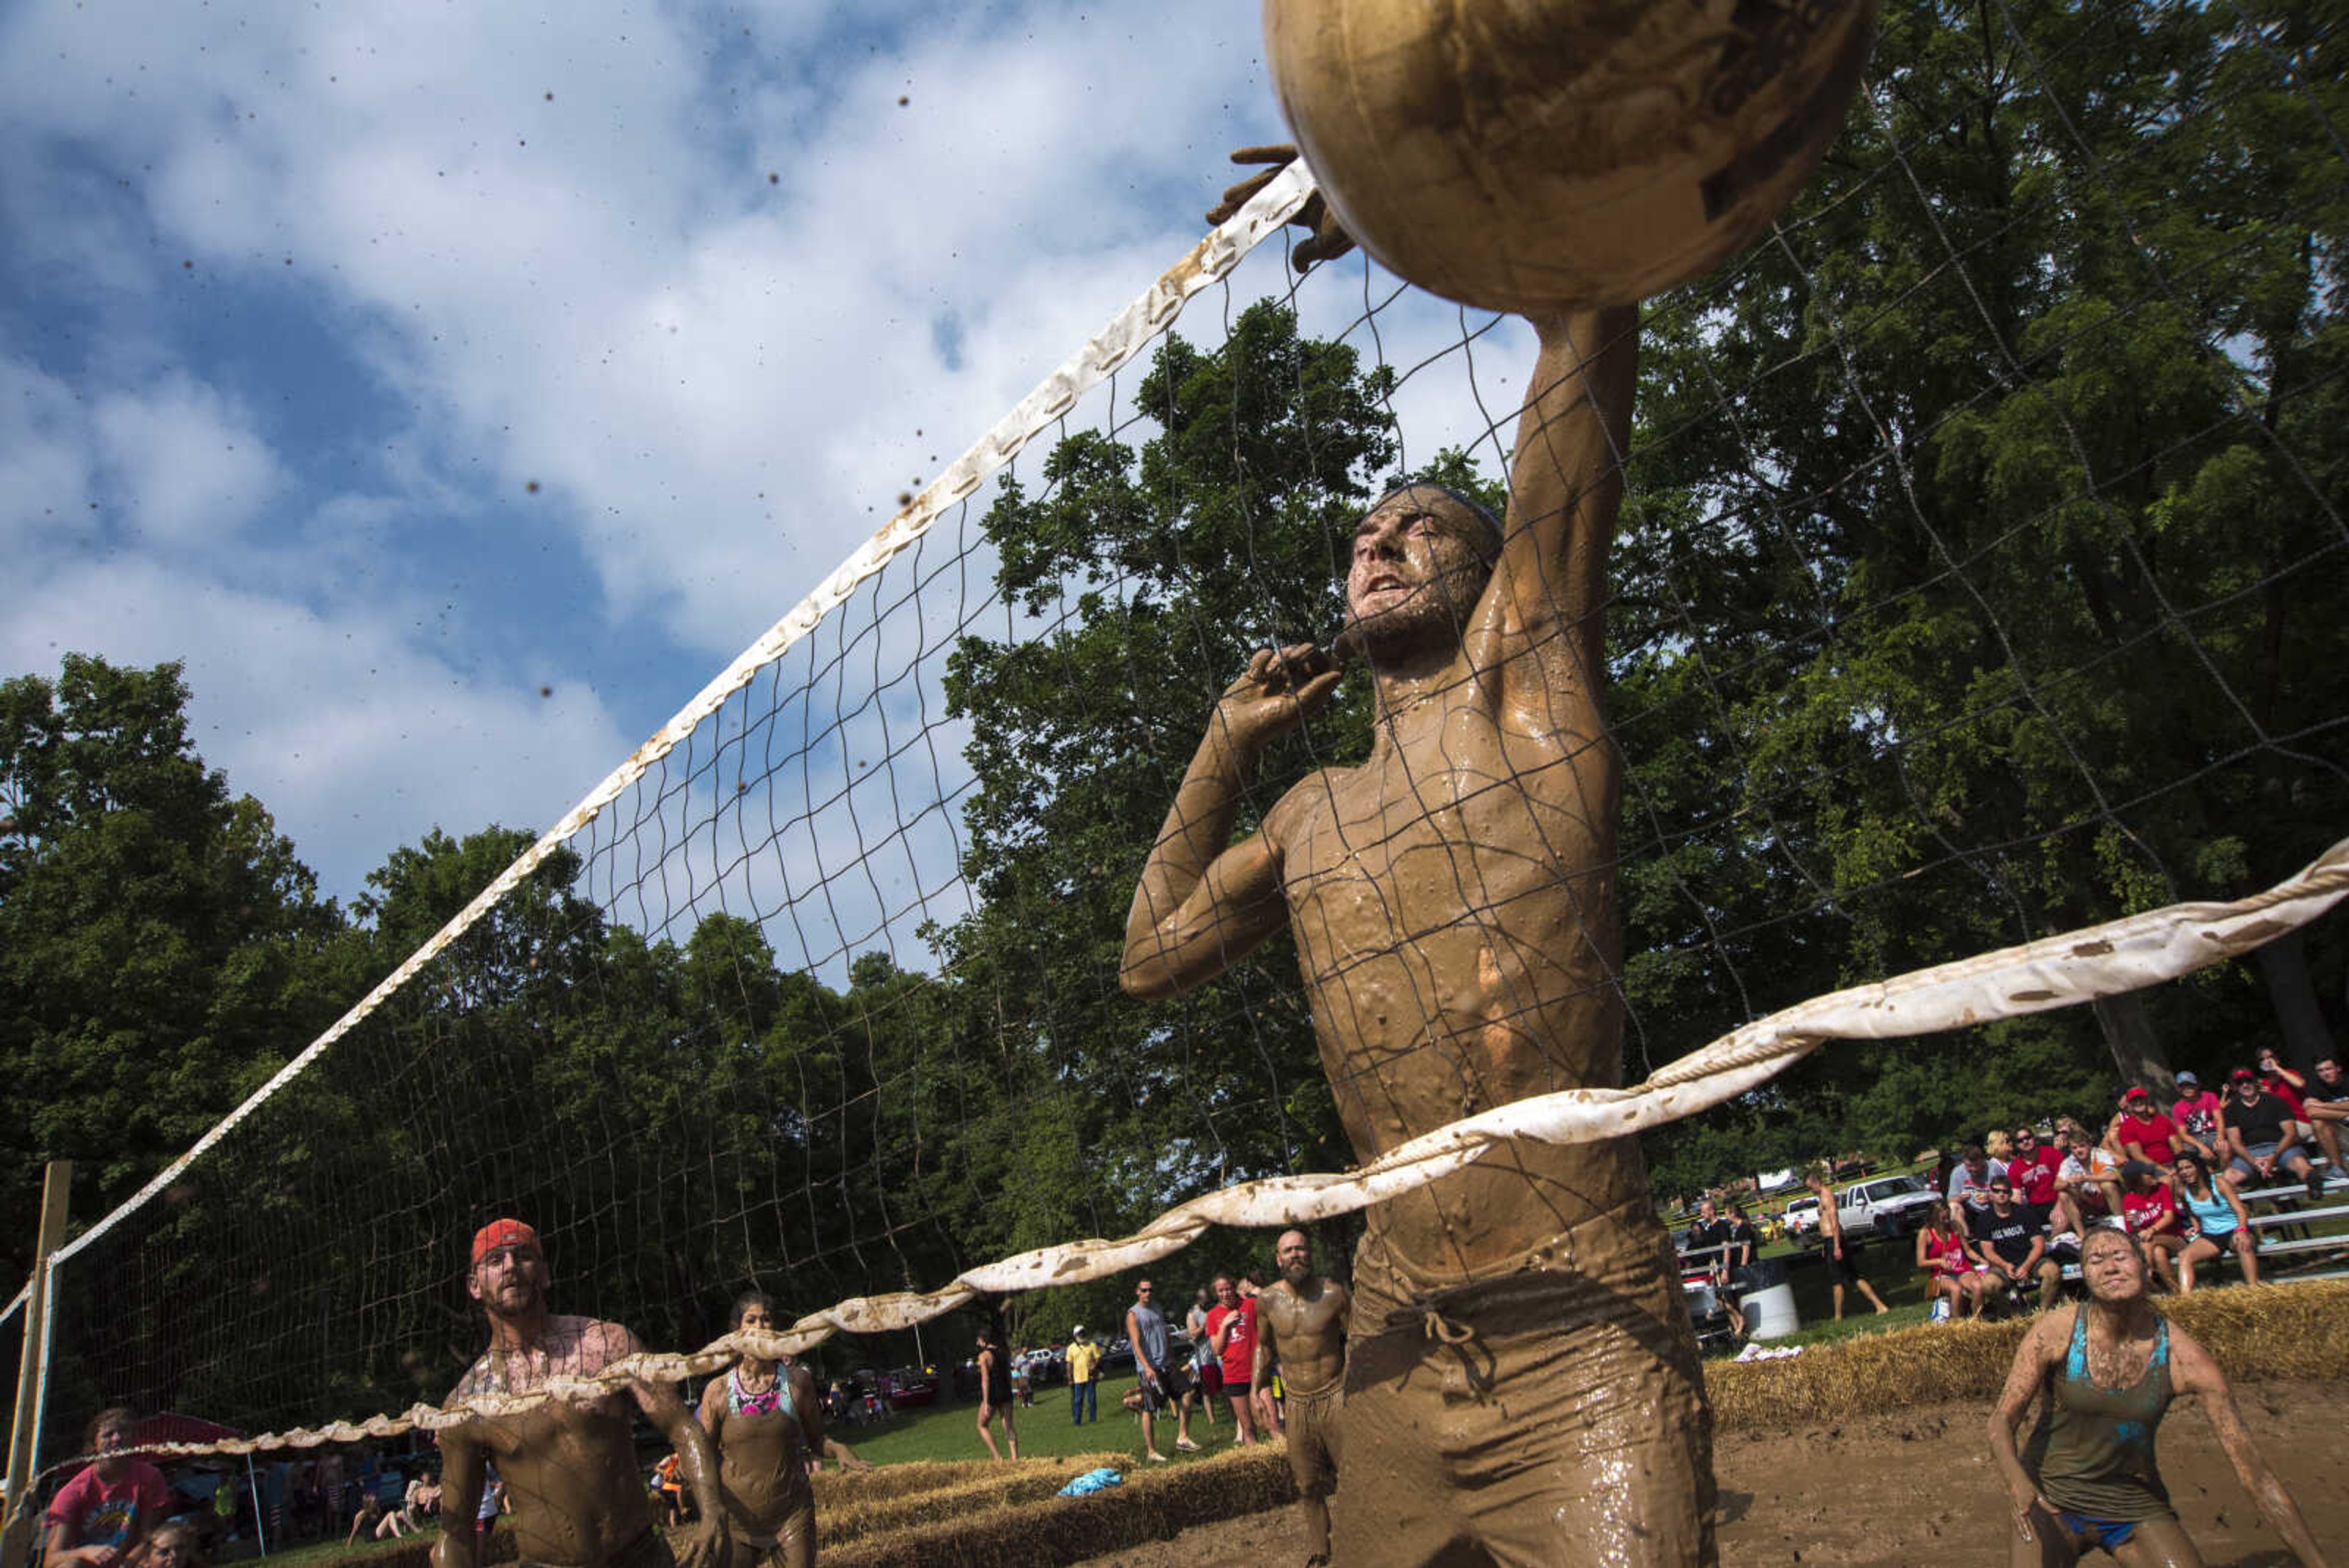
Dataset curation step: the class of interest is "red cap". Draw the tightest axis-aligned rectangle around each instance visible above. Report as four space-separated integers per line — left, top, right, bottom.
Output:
2229 1067 2257 1082
470 1219 540 1267
2120 1087 2149 1102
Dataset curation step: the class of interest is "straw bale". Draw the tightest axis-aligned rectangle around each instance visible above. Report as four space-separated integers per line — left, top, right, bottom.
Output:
819 1446 1290 1568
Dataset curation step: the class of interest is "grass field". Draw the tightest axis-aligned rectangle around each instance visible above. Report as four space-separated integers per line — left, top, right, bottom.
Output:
834 1372 1245 1468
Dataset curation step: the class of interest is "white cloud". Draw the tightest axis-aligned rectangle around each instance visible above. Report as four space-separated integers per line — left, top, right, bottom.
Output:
0 554 634 897
92 376 286 546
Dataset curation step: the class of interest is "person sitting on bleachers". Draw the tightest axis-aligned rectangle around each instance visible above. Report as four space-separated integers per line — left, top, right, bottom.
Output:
2118 1161 2185 1290
2170 1153 2258 1293
2108 1087 2177 1167
2169 1071 2222 1162
1946 1143 2007 1236
2219 1065 2317 1198
2302 1054 2345 1178
1967 1175 2062 1313
2054 1120 2123 1232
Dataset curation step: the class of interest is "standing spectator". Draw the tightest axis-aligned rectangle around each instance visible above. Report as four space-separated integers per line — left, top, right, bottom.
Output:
1064 1327 1102 1426
2219 1066 2316 1195
1917 1202 1991 1320
2171 1153 2259 1293
1204 1275 1261 1447
1182 1287 1220 1432
972 1327 1020 1462
1969 1176 2061 1314
2118 1162 2184 1290
2109 1088 2177 1166
2301 1054 2347 1179
1946 1143 2008 1232
46 1409 168 1568
1124 1278 1195 1462
1804 1173 1888 1318
1720 1201 1762 1340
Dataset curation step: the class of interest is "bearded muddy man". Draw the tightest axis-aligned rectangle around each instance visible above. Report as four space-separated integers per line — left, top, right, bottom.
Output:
1252 1230 1351 1568
436 1221 732 1568
1124 302 1715 1564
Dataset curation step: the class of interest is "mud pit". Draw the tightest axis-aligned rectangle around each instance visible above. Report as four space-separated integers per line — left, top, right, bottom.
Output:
1075 1381 2344 1566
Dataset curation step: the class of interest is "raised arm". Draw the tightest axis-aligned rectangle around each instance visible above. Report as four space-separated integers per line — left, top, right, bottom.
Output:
2171 1330 2329 1566
1471 307 1640 689
1121 644 1339 998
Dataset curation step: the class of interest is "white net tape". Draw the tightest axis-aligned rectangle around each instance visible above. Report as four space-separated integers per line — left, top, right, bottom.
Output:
32 830 2345 1476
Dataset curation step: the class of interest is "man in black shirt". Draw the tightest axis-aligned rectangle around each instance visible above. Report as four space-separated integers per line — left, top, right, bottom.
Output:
1718 1202 1763 1339
2220 1066 2314 1190
1967 1178 2060 1313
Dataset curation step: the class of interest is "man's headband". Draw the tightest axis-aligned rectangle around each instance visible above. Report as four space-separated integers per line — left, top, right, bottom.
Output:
470 1218 540 1267
1372 481 1504 546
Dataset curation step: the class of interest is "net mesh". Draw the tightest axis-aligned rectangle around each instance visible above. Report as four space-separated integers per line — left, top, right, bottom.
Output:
21 0 2349 1470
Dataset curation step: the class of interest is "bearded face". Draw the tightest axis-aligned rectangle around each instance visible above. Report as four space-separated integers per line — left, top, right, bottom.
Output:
1343 486 1496 662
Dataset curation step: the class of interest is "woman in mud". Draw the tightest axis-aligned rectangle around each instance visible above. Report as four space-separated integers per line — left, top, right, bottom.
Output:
1986 1227 2325 1567
692 1291 823 1568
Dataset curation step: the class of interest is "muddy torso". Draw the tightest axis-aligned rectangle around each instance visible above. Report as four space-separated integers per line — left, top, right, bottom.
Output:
1272 655 1648 1282
454 1317 656 1566
1257 1279 1349 1396
708 1394 809 1535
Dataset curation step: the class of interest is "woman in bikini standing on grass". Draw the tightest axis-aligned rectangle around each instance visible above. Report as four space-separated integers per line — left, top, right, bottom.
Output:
1986 1227 2325 1567
693 1291 823 1568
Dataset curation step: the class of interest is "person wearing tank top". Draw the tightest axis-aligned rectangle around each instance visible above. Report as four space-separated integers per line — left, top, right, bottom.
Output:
689 1292 822 1568
2169 1153 2260 1295
1987 1227 2326 1567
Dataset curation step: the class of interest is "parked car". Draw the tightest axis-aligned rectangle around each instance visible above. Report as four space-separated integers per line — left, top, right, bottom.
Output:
1836 1172 1941 1239
1780 1195 1821 1236
880 1367 938 1408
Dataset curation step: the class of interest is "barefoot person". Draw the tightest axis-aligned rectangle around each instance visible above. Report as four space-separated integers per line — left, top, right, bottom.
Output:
692 1291 823 1568
973 1328 1020 1462
1987 1227 2327 1567
1252 1231 1351 1568
434 1221 731 1568
1123 297 1715 1561
1805 1173 1888 1319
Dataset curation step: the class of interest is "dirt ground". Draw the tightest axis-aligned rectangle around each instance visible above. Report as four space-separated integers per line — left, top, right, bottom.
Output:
1078 1381 2345 1566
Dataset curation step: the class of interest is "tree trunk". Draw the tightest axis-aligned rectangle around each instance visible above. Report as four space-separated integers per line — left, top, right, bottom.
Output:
2254 929 2336 1072
2091 992 2170 1091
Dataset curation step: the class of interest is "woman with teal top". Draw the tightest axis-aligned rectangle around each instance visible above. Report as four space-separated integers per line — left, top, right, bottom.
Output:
691 1291 823 1568
1986 1227 2324 1566
2168 1153 2258 1293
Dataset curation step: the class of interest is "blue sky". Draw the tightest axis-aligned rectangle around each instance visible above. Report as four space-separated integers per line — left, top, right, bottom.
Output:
0 0 1518 916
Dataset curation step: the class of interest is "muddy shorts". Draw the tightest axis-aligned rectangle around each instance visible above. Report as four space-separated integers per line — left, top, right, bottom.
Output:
1336 1211 1718 1567
1281 1380 1341 1499
518 1528 676 1568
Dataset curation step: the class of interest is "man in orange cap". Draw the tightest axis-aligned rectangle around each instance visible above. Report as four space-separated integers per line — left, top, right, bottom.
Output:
434 1221 729 1568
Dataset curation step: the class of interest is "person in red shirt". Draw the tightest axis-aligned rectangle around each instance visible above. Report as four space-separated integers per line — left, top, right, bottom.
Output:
2007 1124 2064 1208
1204 1274 1261 1447
2169 1071 2223 1162
2109 1087 2177 1166
45 1408 168 1568
2117 1161 2183 1290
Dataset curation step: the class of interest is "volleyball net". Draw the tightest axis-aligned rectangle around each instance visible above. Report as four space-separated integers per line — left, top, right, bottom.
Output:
13 0 2348 1481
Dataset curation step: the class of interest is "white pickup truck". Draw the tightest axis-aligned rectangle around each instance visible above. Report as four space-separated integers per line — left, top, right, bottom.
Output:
1834 1172 1942 1238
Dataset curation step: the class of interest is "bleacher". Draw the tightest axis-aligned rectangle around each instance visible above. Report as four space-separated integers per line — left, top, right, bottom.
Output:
2057 1164 2349 1288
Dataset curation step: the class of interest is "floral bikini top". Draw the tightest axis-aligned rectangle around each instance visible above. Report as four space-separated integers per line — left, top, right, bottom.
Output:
728 1365 802 1432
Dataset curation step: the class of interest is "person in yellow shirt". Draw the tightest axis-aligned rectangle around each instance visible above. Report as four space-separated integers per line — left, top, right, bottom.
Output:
1064 1327 1104 1426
